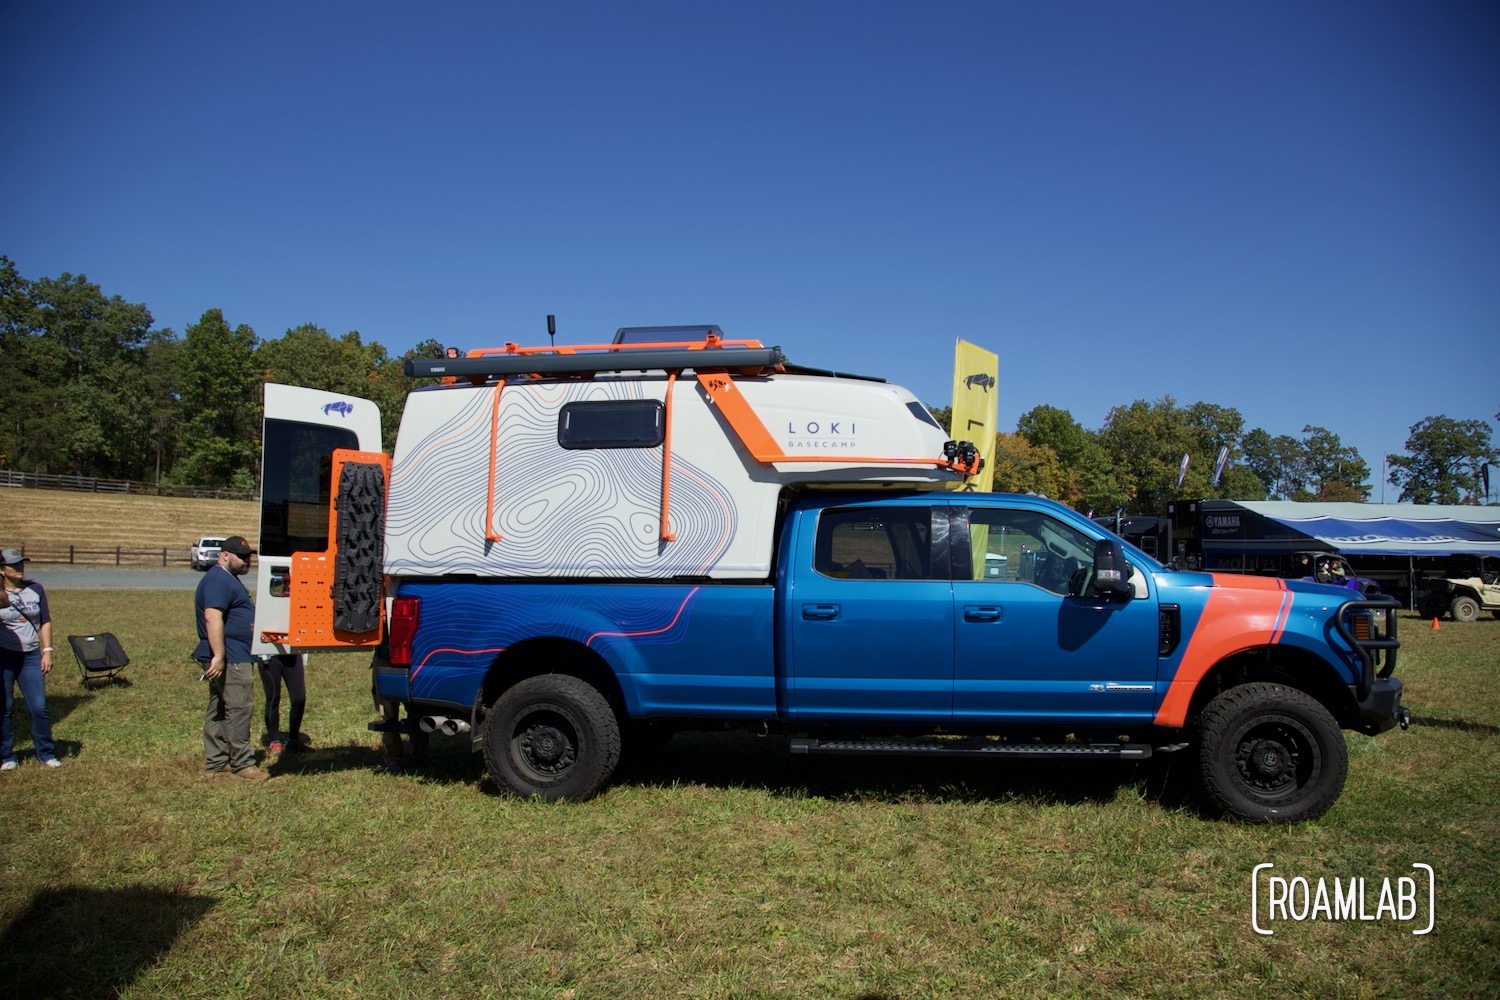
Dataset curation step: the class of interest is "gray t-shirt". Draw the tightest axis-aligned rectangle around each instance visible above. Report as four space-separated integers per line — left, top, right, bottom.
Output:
0 580 50 653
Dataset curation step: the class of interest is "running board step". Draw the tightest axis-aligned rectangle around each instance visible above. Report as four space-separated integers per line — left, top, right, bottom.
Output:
790 738 1153 760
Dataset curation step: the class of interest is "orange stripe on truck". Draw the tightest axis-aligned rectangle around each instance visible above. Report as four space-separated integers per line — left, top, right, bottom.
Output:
1153 575 1290 727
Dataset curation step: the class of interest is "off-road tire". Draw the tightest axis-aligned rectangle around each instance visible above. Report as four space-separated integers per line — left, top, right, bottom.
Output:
483 675 621 801
1197 682 1347 824
1451 594 1481 623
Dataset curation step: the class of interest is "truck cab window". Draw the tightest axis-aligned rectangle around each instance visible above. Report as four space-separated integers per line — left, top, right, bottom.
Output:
968 508 1094 596
814 508 931 580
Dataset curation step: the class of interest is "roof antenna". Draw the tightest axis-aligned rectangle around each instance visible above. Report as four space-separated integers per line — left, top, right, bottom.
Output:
547 314 556 349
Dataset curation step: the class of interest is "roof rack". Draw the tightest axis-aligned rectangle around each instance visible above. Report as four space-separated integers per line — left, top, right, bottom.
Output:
405 333 784 380
613 325 723 345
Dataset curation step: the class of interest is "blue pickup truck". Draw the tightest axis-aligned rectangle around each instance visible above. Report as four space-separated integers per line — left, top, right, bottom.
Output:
378 490 1403 823
252 333 1405 823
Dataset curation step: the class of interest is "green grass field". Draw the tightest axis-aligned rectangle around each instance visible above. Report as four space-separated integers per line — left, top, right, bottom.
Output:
1 593 1497 998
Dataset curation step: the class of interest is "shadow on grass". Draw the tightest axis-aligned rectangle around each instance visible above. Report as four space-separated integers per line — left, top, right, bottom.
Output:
260 734 478 780
6 693 93 760
0 885 216 998
619 731 1204 811
252 729 1208 814
1408 714 1500 736
38 692 92 729
78 675 135 691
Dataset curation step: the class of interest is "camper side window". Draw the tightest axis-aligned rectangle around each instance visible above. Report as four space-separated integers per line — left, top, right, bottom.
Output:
558 400 666 449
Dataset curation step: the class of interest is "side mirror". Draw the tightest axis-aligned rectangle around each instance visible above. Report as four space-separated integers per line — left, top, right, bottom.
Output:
1093 538 1134 600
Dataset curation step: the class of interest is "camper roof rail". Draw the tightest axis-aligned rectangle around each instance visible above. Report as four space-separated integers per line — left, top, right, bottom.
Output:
613 325 723 345
405 336 785 381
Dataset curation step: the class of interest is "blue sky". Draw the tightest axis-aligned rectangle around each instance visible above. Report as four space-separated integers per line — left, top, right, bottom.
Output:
4 1 1496 497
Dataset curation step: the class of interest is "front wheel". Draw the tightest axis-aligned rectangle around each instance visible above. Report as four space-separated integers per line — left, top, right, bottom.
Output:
1451 594 1481 623
1197 682 1347 824
483 675 621 801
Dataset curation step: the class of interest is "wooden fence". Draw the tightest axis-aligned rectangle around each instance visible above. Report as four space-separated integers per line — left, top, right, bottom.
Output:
11 544 189 567
0 468 257 502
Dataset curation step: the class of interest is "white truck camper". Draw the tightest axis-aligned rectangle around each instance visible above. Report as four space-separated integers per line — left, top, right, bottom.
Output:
251 327 981 655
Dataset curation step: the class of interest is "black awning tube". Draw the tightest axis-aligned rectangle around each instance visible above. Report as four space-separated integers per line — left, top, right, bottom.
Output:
406 347 785 379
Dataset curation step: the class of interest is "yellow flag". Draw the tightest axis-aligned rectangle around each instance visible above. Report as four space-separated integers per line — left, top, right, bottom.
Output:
950 339 999 492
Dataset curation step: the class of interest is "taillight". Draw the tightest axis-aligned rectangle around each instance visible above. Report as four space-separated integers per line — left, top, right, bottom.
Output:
389 596 420 666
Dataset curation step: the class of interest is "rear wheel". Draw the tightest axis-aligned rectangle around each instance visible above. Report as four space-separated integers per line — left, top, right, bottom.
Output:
1451 594 1481 623
483 675 621 801
1197 682 1347 823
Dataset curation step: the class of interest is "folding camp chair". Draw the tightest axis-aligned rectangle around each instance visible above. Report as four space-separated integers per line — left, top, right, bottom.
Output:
67 633 131 688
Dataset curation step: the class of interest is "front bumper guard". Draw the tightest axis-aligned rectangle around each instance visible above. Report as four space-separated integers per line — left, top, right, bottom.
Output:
1335 595 1400 701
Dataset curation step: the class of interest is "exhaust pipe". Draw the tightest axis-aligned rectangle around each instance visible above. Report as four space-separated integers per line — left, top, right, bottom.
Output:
419 715 472 736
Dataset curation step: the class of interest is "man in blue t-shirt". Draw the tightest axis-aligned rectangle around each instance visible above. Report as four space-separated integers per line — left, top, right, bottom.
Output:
194 535 267 780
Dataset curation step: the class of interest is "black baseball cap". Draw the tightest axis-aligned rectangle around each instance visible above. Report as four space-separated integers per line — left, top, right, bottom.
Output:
222 536 256 558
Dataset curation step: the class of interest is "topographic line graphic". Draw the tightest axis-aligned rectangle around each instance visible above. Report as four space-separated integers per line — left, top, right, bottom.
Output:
412 644 507 678
672 459 737 576
387 379 738 578
586 588 701 648
389 390 493 485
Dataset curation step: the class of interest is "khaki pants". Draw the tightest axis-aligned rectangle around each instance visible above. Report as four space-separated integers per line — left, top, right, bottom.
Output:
204 661 256 771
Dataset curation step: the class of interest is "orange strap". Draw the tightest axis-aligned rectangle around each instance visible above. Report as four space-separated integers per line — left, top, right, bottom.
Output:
484 378 508 542
660 373 677 542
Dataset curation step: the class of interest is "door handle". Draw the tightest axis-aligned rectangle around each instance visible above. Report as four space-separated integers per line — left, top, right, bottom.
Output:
964 605 1002 623
802 604 840 621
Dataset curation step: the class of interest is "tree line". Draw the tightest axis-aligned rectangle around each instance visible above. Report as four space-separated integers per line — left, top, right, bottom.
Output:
1 256 437 490
949 401 1495 513
2 255 1494 510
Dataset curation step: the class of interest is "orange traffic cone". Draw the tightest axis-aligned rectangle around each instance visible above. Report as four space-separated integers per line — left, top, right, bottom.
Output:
1432 617 1440 631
